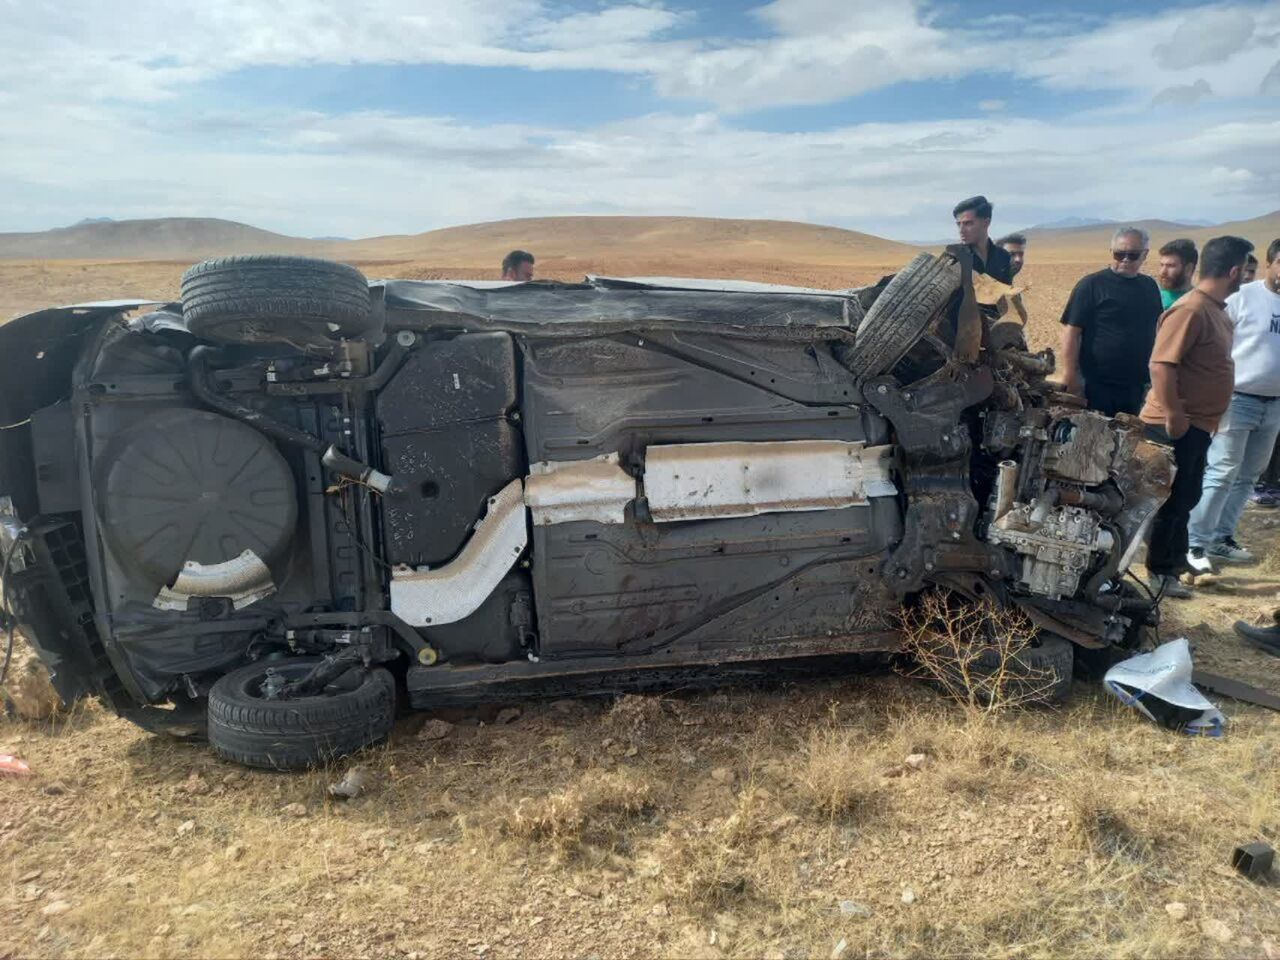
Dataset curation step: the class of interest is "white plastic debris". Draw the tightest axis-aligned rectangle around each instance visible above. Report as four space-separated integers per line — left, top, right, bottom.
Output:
1104 638 1225 736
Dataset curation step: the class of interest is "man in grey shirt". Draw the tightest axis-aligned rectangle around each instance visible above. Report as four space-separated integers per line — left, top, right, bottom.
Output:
1187 238 1280 571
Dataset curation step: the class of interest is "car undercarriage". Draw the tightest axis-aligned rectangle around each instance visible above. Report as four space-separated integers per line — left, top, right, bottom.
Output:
0 248 1174 768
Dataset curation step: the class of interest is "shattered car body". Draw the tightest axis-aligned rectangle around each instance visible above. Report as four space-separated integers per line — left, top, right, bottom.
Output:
0 249 1173 767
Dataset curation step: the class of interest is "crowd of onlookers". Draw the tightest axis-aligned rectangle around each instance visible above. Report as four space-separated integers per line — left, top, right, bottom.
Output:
950 195 1277 603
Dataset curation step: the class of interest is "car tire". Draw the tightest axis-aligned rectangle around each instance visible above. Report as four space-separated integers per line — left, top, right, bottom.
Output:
207 657 396 770
181 255 374 345
846 252 961 381
969 633 1075 705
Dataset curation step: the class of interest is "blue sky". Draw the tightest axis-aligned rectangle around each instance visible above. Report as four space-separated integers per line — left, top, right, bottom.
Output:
1 0 1277 241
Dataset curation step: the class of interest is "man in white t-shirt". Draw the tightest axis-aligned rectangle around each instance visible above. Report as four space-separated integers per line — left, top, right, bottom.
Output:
1187 238 1280 570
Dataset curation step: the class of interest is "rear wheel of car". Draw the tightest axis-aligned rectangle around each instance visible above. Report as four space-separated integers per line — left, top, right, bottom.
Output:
207 657 396 770
181 255 374 345
846 252 961 381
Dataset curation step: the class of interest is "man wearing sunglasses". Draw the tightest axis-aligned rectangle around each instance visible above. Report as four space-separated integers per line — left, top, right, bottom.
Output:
1140 235 1254 598
1058 226 1163 416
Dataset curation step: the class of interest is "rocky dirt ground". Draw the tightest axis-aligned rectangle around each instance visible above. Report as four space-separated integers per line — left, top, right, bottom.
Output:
2 256 1278 959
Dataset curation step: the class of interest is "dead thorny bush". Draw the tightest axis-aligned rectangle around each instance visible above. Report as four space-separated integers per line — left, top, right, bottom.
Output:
898 591 1056 715
503 768 656 850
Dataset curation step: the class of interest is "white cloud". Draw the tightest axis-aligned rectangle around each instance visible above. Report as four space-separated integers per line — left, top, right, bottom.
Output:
3 0 1279 241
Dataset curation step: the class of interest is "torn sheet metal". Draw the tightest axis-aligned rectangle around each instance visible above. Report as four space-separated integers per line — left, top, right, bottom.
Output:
524 452 636 525
643 440 897 523
1105 638 1225 736
390 479 527 627
154 549 275 611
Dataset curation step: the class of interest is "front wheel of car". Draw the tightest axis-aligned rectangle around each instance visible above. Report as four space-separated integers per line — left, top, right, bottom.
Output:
845 252 961 381
207 657 396 770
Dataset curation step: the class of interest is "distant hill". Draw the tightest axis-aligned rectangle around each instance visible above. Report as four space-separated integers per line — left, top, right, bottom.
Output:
1021 211 1280 262
0 217 325 260
329 215 919 267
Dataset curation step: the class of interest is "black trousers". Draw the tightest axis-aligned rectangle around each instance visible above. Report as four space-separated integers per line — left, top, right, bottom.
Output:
1145 425 1212 576
1085 380 1146 417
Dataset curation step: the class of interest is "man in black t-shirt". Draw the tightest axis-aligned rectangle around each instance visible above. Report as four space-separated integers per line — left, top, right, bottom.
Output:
953 195 1013 284
1058 226 1164 416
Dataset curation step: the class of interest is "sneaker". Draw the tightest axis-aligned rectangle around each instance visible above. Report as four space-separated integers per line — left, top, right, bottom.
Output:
1248 489 1278 507
1186 547 1215 575
1148 573 1193 599
1208 537 1254 564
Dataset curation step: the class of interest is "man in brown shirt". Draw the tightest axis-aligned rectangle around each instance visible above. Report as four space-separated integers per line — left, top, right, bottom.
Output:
1141 235 1255 597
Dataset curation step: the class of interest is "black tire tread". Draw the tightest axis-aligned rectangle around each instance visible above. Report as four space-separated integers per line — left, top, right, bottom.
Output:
180 255 373 343
207 660 395 770
847 252 961 380
972 634 1074 704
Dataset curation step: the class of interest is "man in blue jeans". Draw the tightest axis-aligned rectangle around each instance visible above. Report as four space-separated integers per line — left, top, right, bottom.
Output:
1187 238 1280 572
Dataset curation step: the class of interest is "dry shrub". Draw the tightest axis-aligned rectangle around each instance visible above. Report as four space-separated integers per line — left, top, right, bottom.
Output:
1066 788 1154 865
899 591 1056 714
661 788 771 914
797 727 882 822
504 768 656 850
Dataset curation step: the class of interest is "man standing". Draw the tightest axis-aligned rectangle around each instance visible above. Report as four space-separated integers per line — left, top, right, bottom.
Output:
998 233 1027 279
998 232 1030 323
1186 238 1280 571
1140 235 1254 598
953 196 1013 284
1058 226 1164 416
1157 238 1198 309
501 250 535 281
1243 253 1259 285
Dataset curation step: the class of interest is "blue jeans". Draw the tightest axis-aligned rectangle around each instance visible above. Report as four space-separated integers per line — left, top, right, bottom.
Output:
1188 392 1280 548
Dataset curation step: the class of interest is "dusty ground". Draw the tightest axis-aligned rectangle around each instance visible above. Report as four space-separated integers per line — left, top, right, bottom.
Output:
2 256 1279 959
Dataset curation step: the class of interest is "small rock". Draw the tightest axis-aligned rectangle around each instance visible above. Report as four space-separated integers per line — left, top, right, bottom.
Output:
281 803 308 818
18 869 42 883
651 902 669 917
41 782 67 796
710 766 735 785
901 888 917 905
624 746 639 758
286 933 305 947
155 923 172 936
496 707 522 725
418 719 454 741
1164 902 1189 922
1200 919 1232 944
549 699 583 715
328 765 371 800
181 772 210 795
176 820 196 837
904 753 929 770
225 845 245 862
838 900 872 918
830 938 849 959
41 900 72 917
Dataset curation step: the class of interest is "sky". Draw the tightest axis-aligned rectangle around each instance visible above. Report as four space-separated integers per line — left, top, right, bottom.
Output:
1 0 1278 242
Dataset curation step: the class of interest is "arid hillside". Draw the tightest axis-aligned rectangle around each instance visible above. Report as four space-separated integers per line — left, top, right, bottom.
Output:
1021 210 1280 262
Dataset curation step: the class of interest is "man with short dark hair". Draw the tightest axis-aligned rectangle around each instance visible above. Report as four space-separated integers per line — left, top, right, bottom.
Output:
1157 238 1198 309
1058 226 1164 416
997 233 1027 278
1243 253 1259 284
997 232 1029 323
953 196 1013 284
501 249 535 282
1186 237 1280 572
1140 235 1254 598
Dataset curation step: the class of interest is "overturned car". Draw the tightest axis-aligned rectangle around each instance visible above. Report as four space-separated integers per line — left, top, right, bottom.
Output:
0 250 1174 767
